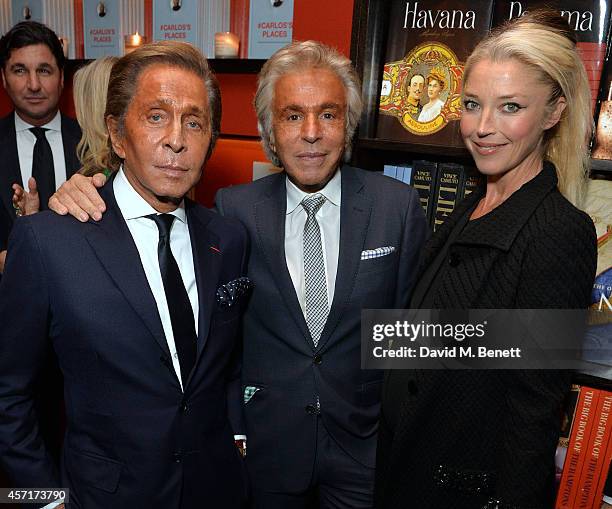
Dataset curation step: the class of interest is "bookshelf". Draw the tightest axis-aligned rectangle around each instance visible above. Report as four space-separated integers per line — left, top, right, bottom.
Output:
349 0 612 178
349 0 612 415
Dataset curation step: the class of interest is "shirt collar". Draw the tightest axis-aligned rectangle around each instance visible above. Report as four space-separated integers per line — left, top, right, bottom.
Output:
286 167 342 215
114 167 186 224
14 110 62 133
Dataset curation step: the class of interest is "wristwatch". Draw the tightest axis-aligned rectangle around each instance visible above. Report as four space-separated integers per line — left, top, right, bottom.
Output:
235 438 247 458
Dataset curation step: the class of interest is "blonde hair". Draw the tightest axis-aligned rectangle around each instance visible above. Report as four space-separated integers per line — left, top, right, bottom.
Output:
464 9 592 205
254 40 362 167
73 56 117 176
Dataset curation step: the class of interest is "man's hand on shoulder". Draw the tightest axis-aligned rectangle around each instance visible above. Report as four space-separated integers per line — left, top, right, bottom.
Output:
49 173 108 222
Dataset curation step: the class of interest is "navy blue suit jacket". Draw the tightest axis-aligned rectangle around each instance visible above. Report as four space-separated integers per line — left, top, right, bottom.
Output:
0 112 81 252
215 165 428 493
0 180 249 508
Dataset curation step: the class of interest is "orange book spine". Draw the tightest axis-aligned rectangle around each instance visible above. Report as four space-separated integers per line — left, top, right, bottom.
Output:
555 387 601 509
575 390 612 508
592 398 612 509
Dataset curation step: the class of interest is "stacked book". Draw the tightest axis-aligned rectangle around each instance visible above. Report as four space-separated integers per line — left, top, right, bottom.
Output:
555 384 612 509
384 160 482 231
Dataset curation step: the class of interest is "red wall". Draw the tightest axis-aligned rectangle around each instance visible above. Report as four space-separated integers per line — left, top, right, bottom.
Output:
197 138 267 207
293 0 354 56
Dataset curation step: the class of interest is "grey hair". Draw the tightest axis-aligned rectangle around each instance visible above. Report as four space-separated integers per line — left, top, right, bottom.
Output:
254 40 363 167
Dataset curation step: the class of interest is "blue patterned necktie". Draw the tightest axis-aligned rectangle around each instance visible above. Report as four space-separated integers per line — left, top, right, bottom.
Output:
301 194 329 347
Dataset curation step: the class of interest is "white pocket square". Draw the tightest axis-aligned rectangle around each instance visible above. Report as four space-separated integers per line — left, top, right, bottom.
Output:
361 246 396 260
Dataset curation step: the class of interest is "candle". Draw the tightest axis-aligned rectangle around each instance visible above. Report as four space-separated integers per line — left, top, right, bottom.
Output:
59 37 69 58
130 32 142 46
124 32 145 54
215 32 239 58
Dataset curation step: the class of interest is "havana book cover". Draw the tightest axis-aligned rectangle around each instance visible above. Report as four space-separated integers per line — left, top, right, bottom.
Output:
377 0 494 149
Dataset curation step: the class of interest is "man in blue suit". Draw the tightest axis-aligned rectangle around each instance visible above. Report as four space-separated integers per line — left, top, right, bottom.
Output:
0 41 249 508
214 42 427 509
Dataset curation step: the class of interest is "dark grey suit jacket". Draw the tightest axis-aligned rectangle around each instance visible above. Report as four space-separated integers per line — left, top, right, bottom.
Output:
215 165 428 493
0 111 81 251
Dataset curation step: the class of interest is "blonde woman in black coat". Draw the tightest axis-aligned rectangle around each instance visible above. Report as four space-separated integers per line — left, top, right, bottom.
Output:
375 11 597 509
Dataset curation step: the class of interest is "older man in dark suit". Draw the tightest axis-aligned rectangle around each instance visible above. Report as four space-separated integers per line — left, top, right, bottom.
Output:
0 41 249 508
48 41 428 509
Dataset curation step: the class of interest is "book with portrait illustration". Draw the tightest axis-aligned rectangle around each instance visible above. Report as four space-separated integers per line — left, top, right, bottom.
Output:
492 0 612 115
376 0 494 149
593 57 612 160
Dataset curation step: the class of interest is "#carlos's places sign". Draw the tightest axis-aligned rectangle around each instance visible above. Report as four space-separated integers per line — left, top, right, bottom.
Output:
83 0 122 58
153 0 199 47
248 0 293 59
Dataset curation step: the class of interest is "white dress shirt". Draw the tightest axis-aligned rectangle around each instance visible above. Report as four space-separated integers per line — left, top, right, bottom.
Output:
114 168 199 391
114 169 246 444
285 168 341 312
14 111 68 191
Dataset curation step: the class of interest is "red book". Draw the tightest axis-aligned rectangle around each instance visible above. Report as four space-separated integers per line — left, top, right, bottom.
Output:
575 390 612 508
593 399 612 509
555 387 601 509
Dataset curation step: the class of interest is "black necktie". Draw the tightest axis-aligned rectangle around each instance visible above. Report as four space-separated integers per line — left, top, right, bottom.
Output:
147 213 197 387
30 127 55 210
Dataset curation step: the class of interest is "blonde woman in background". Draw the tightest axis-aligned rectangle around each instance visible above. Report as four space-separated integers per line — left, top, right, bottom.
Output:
12 56 117 213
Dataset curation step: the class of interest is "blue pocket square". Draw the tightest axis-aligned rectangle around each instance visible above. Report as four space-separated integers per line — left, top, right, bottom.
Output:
361 246 396 260
244 386 261 404
216 277 253 308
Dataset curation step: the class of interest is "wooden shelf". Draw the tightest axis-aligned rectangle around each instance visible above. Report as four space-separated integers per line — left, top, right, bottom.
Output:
590 158 612 174
65 58 265 75
209 58 266 74
351 136 474 171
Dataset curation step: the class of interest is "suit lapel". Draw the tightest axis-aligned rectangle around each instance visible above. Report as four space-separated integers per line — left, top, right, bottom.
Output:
254 174 312 348
60 113 81 178
317 166 372 351
85 182 171 360
187 202 223 368
0 114 23 220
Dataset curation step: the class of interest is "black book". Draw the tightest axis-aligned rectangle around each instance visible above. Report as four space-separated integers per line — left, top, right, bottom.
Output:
409 159 439 225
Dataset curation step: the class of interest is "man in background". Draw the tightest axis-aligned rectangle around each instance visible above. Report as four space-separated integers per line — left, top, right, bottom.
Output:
0 21 80 273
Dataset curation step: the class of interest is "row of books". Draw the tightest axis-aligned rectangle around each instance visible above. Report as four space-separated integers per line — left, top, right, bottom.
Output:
384 161 482 231
555 385 612 509
377 0 612 159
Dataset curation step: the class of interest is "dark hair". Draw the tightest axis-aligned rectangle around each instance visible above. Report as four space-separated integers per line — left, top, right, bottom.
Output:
0 21 65 70
105 40 221 170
